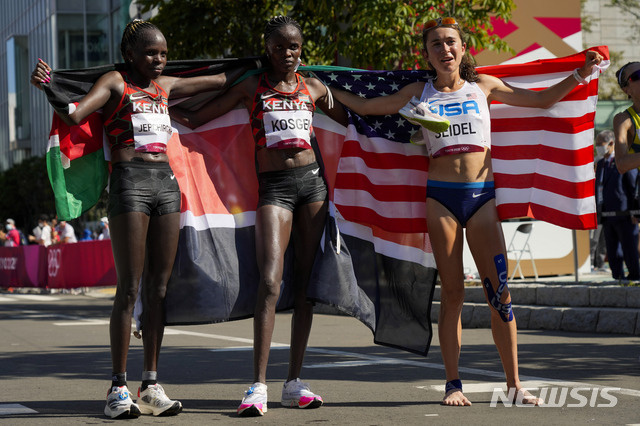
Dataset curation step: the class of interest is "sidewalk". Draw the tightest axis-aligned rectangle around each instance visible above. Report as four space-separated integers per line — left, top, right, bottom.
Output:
432 270 640 335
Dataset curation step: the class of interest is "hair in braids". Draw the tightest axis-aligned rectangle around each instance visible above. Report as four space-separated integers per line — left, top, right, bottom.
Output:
120 19 160 62
422 22 478 83
263 15 303 42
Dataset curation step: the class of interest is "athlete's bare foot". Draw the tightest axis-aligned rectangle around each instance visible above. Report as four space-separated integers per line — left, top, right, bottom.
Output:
511 388 544 406
442 389 472 406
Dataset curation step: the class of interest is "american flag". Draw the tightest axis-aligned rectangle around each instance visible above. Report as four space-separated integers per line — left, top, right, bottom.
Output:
310 45 609 233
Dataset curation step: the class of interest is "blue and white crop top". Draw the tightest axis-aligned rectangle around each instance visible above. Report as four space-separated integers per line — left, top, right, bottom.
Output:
419 80 491 158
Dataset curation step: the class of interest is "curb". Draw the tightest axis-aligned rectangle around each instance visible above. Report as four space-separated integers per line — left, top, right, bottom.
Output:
432 283 640 335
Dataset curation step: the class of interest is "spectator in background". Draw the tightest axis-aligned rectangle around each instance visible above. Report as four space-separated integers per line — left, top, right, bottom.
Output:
595 129 640 282
50 218 60 244
80 228 94 241
36 215 53 247
591 138 609 272
98 217 110 240
29 215 53 247
56 219 78 244
4 219 21 247
613 62 640 174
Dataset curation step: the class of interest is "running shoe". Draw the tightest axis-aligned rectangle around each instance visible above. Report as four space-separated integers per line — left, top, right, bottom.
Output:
281 378 323 409
137 384 183 416
104 385 141 419
399 96 450 133
237 382 268 417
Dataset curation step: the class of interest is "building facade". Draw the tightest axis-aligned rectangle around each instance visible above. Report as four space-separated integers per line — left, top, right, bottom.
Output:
0 0 133 172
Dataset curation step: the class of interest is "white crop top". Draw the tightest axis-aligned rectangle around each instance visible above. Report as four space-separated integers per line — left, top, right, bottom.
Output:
420 80 491 158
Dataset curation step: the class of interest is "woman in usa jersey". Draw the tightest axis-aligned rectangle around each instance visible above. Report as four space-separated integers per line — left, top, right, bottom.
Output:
332 16 602 407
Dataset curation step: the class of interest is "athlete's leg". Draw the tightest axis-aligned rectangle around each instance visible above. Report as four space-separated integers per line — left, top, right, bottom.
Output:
109 211 150 374
425 198 470 406
254 205 294 384
466 201 541 405
141 212 180 372
288 199 327 380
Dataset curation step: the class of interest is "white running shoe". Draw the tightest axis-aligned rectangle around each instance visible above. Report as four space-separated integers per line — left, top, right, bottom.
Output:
137 384 183 416
281 378 323 409
237 382 268 417
104 385 141 419
399 96 450 133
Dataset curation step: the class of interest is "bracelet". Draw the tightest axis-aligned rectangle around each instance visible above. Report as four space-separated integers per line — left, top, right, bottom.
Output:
573 68 588 85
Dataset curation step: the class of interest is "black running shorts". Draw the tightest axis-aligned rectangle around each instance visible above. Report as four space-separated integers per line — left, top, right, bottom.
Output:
108 161 181 218
257 162 328 211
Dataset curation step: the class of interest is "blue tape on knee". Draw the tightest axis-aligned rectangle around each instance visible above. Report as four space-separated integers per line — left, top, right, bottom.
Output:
482 254 513 322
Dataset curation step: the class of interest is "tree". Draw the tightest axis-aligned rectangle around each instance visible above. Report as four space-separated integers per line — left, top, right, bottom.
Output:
137 0 515 69
0 156 55 233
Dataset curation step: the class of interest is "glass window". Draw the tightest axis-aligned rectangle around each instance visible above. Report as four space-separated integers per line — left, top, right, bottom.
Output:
86 0 109 13
112 4 128 62
58 14 85 69
6 36 31 146
56 0 84 12
86 14 110 66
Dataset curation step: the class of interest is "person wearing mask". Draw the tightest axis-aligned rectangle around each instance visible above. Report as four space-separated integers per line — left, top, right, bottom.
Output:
36 215 53 247
595 129 640 281
4 219 21 247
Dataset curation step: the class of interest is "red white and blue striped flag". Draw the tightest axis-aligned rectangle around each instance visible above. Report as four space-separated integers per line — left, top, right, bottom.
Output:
43 46 608 356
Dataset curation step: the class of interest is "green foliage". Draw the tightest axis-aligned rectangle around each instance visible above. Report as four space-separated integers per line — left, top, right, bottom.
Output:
0 156 107 236
138 0 294 59
0 156 56 232
137 0 515 69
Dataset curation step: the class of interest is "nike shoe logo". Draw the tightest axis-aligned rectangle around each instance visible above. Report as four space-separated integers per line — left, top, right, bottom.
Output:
472 192 487 198
312 168 320 175
170 175 176 180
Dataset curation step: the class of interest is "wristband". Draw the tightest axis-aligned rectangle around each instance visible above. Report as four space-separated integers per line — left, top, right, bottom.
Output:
573 68 588 85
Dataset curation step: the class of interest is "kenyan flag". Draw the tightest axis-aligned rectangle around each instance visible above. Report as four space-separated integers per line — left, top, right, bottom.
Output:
46 107 108 220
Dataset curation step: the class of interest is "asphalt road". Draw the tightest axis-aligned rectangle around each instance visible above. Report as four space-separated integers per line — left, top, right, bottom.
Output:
1 290 639 425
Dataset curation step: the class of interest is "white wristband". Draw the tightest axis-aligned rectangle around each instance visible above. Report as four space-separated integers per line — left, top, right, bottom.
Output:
573 68 588 85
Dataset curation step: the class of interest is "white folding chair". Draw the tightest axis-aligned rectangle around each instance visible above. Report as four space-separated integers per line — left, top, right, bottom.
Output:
506 223 538 280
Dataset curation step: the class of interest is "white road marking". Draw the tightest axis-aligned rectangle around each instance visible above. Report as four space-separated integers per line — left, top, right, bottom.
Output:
0 404 38 415
422 381 640 397
0 294 61 302
39 322 640 400
54 319 110 326
155 328 640 399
